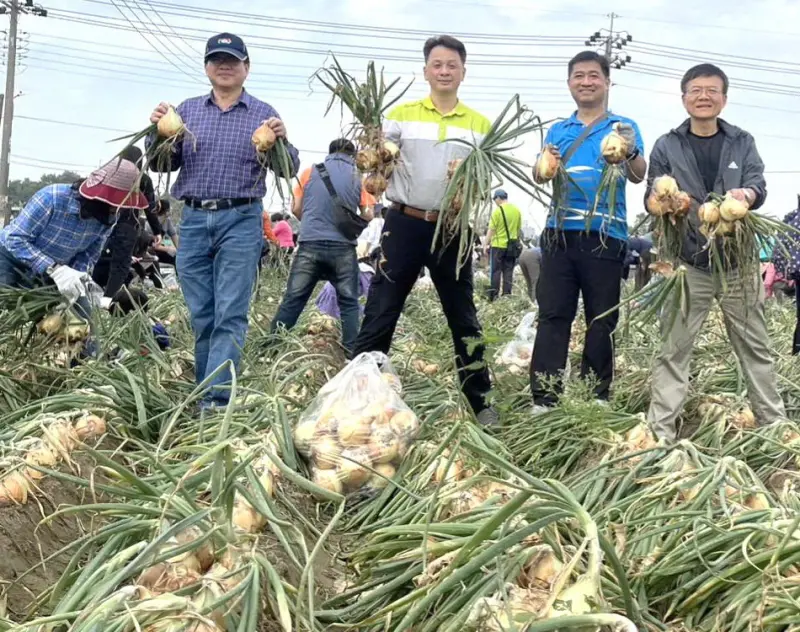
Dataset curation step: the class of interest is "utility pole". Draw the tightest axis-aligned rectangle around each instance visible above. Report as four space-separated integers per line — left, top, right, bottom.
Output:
0 0 47 226
585 13 632 110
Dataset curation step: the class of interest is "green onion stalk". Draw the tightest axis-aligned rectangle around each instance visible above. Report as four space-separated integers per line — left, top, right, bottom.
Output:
438 95 551 274
593 261 691 334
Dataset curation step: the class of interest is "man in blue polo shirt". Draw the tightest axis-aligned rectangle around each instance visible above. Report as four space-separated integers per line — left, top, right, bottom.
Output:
530 51 646 410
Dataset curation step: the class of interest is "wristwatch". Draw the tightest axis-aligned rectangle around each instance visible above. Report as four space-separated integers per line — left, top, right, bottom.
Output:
626 147 640 161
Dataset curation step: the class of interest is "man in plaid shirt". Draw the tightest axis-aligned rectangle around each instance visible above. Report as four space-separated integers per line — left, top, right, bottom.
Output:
148 32 299 409
0 158 148 310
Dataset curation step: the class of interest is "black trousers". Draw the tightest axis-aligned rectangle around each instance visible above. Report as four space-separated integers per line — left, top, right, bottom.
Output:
354 209 492 414
794 283 800 356
488 247 514 301
531 230 625 406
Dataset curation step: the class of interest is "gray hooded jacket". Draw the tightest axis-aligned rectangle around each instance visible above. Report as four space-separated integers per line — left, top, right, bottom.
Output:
645 118 767 270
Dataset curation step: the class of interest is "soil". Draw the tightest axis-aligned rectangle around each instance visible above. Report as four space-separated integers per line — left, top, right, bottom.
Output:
0 454 105 620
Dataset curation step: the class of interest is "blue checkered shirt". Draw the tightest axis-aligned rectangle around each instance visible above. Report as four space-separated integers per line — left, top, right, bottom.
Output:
149 90 300 200
0 184 113 275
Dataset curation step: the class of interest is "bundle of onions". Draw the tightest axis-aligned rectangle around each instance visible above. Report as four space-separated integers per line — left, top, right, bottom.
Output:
316 56 412 201
646 175 692 221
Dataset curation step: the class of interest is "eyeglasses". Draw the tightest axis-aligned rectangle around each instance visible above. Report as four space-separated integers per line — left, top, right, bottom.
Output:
686 87 723 97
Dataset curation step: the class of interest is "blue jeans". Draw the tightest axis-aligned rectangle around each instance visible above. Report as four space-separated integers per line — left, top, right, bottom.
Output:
177 202 264 405
271 241 359 353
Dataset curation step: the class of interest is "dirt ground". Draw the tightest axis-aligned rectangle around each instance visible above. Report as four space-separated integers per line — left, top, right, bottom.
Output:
0 455 104 619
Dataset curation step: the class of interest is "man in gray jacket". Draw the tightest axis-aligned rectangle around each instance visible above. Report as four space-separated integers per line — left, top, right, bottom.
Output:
646 63 785 442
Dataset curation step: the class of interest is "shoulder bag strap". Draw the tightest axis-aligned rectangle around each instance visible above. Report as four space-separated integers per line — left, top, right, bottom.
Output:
498 205 514 242
561 112 610 165
314 163 342 202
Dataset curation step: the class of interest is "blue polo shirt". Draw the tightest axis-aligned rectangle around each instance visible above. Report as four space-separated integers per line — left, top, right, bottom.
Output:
544 111 644 243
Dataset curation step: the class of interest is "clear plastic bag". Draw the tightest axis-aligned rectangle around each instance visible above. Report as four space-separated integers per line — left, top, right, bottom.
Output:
497 340 533 375
513 311 538 342
293 352 419 495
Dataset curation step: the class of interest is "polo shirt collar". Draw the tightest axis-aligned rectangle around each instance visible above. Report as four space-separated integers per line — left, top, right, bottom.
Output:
422 95 467 117
205 88 252 109
566 110 617 126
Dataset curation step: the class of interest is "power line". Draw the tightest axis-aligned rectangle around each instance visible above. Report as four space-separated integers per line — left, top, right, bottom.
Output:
105 0 203 84
628 44 800 77
75 0 588 43
119 0 198 76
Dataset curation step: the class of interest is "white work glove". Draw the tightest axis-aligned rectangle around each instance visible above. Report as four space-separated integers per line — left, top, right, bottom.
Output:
48 265 90 304
615 123 638 157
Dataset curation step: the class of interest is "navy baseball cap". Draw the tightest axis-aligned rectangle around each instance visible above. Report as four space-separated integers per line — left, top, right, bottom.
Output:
493 189 508 200
204 32 249 61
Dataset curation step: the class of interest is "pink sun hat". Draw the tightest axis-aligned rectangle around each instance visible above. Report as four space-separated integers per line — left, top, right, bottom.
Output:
79 157 149 210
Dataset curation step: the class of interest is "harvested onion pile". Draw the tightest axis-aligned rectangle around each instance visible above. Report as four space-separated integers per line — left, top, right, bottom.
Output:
0 412 107 506
292 352 419 496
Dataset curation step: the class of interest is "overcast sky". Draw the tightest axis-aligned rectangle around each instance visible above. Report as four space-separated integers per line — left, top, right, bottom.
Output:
6 0 800 232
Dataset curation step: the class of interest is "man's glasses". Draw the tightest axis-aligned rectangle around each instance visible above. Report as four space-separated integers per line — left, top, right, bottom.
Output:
685 87 723 97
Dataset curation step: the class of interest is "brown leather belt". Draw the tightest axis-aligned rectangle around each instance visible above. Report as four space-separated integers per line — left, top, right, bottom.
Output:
395 204 439 223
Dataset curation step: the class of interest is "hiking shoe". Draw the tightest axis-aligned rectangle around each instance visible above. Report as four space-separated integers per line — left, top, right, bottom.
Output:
476 407 500 427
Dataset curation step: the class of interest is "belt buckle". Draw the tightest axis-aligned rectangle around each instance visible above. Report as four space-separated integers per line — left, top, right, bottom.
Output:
200 200 218 211
424 210 437 222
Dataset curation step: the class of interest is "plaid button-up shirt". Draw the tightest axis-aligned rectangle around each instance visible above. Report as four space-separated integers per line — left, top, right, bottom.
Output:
152 89 300 200
0 184 113 275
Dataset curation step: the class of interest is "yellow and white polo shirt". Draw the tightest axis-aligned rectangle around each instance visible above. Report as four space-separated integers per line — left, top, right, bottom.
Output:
382 96 491 212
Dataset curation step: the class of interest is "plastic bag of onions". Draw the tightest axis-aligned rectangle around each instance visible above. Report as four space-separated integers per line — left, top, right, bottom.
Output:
292 352 418 496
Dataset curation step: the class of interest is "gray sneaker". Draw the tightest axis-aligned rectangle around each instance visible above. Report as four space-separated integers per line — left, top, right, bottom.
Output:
531 404 552 416
476 407 500 427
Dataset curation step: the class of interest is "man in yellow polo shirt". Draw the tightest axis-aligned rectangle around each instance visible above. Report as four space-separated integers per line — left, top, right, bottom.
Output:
484 189 522 301
353 34 498 426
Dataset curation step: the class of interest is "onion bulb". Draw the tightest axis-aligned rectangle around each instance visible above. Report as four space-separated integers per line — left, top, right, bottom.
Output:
698 202 720 225
337 418 372 447
43 421 79 455
312 468 343 496
731 407 756 430
336 447 372 488
646 193 670 217
293 419 317 458
671 191 691 216
175 526 214 572
390 410 420 441
601 131 628 164
157 105 185 139
74 414 107 441
0 471 30 505
38 313 63 336
24 441 58 480
312 436 342 470
547 575 600 617
533 146 559 183
653 175 679 198
369 425 400 464
364 173 387 196
431 449 463 485
716 220 734 235
719 193 749 222
356 149 379 172
519 545 562 590
380 140 400 164
251 123 277 152
365 463 396 491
